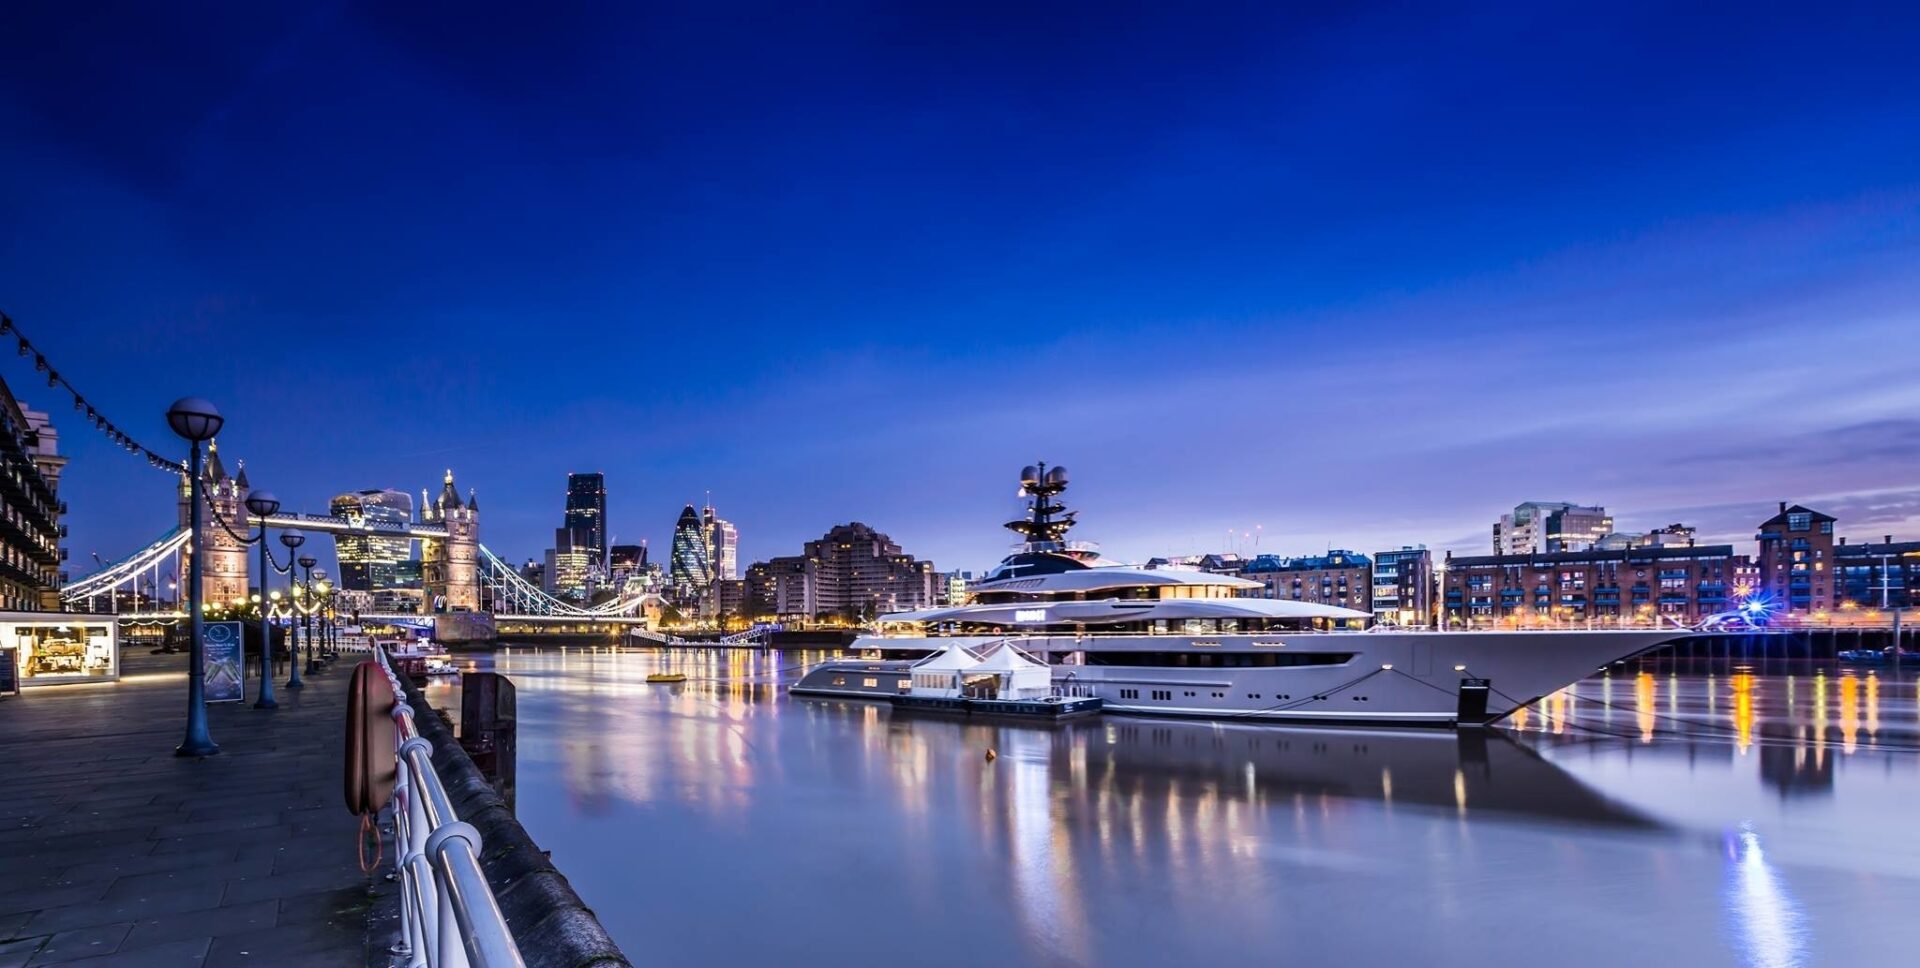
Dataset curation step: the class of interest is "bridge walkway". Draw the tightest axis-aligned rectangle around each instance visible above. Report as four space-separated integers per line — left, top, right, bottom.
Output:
0 650 378 966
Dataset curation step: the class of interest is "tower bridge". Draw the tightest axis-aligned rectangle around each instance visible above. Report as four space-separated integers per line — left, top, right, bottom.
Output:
60 445 657 630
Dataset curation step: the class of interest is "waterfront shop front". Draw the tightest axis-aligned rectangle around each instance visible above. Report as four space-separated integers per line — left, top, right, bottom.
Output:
0 613 119 690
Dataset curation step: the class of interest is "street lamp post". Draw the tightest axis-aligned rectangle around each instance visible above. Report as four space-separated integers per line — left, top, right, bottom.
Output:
312 572 332 663
300 556 319 674
245 490 282 709
168 397 223 758
243 495 280 706
281 530 307 689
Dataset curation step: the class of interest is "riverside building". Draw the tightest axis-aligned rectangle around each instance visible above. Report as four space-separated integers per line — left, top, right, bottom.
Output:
1755 503 1836 616
1442 542 1745 626
741 522 937 622
1371 546 1434 626
1238 551 1372 613
0 380 64 611
1834 535 1920 610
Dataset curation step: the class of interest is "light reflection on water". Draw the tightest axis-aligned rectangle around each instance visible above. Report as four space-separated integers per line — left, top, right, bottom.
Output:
426 648 1919 968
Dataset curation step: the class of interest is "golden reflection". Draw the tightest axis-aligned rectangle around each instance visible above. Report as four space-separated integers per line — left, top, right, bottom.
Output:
1837 673 1859 754
1865 673 1880 739
1635 672 1657 743
1730 672 1754 754
1452 769 1467 815
1811 673 1828 768
1510 703 1531 733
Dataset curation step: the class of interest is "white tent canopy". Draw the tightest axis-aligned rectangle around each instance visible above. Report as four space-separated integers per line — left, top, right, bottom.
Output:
970 642 1052 699
908 644 982 698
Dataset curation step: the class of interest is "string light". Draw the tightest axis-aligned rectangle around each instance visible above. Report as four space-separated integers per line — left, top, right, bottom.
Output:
0 312 186 474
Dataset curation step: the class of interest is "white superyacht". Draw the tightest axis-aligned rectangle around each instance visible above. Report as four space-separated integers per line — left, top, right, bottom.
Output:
791 464 1688 727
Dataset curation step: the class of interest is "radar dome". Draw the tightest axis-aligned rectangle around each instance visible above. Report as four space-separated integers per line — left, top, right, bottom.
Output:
1045 465 1069 486
1020 465 1040 486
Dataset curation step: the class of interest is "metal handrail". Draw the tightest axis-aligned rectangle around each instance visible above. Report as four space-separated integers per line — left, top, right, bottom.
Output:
374 647 526 968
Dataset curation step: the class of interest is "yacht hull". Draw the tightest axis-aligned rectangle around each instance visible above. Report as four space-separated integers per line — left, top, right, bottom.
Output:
789 630 1686 727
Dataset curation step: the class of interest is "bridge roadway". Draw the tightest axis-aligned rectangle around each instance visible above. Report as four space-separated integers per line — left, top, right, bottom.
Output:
79 611 655 626
257 512 446 539
0 649 382 966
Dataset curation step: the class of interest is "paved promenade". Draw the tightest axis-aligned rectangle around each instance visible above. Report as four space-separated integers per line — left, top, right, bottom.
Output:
0 648 373 967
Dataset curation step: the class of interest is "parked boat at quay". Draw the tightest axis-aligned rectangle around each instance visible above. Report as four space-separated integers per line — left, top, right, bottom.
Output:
792 463 1689 727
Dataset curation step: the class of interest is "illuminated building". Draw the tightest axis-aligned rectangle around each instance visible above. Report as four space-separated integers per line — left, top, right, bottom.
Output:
703 504 738 581
1756 503 1835 615
669 504 711 601
939 570 973 606
609 543 649 591
564 472 607 568
1833 535 1918 610
1442 542 1745 625
741 522 936 622
1371 546 1433 626
0 380 64 611
546 526 593 600
1238 551 1372 613
1494 502 1613 554
330 489 421 612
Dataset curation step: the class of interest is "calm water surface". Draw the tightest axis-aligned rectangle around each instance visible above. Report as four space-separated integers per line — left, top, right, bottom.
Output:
425 648 1920 967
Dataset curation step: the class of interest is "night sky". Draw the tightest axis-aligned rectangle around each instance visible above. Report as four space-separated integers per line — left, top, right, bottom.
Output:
3 3 1918 578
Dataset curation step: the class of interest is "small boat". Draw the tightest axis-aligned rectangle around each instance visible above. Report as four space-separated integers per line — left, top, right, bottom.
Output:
646 673 687 683
423 657 460 677
1837 647 1920 663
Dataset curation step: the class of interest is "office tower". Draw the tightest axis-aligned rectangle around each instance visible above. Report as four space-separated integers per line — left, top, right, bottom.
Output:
1494 502 1614 554
703 503 738 581
330 490 420 608
565 472 607 567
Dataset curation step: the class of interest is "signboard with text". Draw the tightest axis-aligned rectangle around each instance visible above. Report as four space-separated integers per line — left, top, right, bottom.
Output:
202 622 246 703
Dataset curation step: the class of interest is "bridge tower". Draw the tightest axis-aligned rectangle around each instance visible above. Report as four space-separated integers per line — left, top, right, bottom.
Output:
422 469 480 611
177 442 251 608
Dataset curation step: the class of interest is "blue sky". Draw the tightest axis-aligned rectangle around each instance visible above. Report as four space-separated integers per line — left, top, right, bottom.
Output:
3 2 1918 577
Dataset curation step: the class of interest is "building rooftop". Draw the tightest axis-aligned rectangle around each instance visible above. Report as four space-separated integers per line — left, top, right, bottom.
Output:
1446 544 1736 567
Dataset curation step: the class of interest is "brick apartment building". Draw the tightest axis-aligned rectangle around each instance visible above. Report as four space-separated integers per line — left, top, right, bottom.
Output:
1238 551 1372 612
1442 542 1745 626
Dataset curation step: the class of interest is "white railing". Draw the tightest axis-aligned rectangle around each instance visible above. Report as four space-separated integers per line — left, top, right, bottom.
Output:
373 648 526 968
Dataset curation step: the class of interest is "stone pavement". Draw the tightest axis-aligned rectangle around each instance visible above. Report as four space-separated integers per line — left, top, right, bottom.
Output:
0 647 377 967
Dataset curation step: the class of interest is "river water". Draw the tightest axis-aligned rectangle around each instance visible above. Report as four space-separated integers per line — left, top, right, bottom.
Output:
424 648 1919 967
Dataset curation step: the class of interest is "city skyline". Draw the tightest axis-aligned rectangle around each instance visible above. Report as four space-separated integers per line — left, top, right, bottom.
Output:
5 6 1920 575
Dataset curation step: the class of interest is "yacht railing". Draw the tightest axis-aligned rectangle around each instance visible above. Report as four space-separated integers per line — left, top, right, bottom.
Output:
373 647 526 968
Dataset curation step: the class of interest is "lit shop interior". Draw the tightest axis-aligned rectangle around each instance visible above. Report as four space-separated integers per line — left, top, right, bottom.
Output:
2 615 119 685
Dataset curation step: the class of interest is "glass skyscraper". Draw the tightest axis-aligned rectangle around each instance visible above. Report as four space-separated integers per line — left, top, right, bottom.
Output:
330 489 421 609
670 504 711 601
564 472 607 568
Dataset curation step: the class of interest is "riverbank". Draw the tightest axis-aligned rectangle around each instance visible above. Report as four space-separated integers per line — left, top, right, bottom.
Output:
0 649 376 966
395 672 630 968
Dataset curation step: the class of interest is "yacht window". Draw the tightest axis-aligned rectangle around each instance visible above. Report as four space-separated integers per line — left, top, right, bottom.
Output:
863 678 879 688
